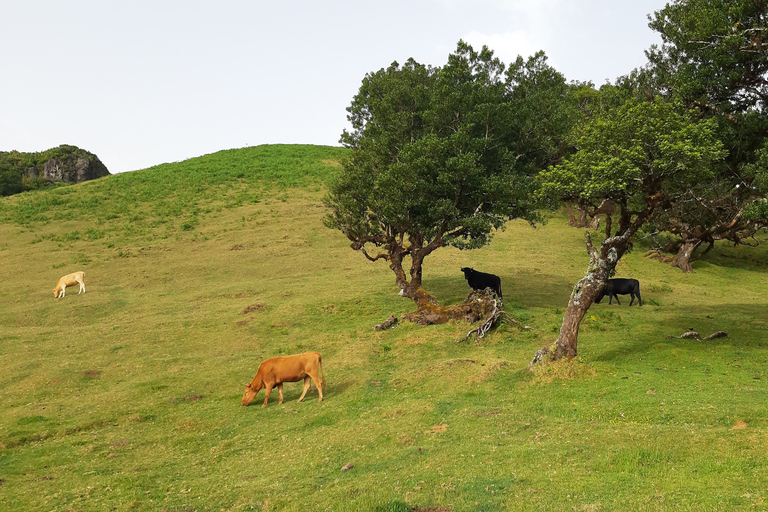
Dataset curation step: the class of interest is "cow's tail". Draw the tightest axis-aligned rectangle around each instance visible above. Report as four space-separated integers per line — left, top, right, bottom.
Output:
319 354 327 391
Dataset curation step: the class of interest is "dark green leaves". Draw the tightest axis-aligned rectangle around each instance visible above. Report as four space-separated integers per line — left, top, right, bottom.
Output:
327 42 570 257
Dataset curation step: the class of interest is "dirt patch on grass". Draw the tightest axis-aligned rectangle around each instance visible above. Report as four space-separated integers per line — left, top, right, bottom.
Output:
424 424 448 434
241 303 266 314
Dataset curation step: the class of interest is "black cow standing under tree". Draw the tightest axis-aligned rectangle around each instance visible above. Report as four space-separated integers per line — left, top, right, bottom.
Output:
595 278 642 306
460 267 503 299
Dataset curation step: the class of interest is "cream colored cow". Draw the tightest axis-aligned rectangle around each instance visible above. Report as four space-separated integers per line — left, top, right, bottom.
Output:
52 271 85 299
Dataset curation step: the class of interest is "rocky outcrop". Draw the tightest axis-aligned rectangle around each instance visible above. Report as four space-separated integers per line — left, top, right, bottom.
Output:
21 145 110 183
1 145 110 195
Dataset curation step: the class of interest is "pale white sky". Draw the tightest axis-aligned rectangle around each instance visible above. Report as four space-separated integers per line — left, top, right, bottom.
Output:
1 1 666 174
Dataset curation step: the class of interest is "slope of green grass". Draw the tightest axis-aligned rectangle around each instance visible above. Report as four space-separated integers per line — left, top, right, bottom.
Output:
1 144 767 511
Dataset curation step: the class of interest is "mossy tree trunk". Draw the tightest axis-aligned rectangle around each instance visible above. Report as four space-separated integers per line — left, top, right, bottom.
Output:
554 231 628 359
553 199 649 361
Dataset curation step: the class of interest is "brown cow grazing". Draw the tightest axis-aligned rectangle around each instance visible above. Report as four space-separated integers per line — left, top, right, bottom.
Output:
52 271 86 299
242 351 326 407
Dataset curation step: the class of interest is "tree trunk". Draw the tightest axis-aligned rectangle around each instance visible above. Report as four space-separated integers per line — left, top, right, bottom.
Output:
670 240 702 273
389 247 424 300
552 232 626 360
565 203 599 229
565 204 579 227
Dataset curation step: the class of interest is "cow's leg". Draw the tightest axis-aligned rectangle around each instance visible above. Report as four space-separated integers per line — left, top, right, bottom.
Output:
629 293 635 306
612 294 620 305
308 370 324 402
79 279 85 294
262 383 273 407
636 289 642 306
278 383 284 404
297 376 310 402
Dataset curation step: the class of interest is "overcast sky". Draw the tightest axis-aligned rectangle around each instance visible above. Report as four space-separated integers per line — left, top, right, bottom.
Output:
1 1 667 174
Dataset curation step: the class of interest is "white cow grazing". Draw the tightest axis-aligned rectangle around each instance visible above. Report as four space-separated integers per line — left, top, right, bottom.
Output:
52 271 86 298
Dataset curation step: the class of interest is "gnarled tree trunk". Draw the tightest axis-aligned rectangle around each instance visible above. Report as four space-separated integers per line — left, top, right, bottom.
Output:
553 230 631 360
670 239 703 273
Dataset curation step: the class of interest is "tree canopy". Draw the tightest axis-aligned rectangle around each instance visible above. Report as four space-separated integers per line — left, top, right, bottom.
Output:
325 42 572 303
637 0 768 269
647 0 768 118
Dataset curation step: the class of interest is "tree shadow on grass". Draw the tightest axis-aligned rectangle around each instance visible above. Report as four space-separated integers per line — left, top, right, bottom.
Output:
693 250 768 273
423 269 574 309
591 303 768 364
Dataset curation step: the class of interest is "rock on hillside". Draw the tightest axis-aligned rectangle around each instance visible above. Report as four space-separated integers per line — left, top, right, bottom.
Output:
22 145 110 183
1 144 110 195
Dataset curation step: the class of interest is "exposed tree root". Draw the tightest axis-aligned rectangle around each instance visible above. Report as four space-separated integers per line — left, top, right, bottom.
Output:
371 288 524 343
530 345 552 366
401 287 493 326
398 288 518 342
645 249 674 264
666 330 729 340
456 292 521 343
372 315 398 331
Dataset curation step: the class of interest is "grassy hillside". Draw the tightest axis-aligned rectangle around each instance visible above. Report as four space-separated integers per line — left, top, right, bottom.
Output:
1 144 767 511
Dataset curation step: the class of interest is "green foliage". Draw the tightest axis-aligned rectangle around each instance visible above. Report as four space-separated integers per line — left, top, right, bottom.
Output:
0 167 23 196
743 143 768 221
539 98 726 210
647 0 768 115
629 0 768 255
326 42 573 296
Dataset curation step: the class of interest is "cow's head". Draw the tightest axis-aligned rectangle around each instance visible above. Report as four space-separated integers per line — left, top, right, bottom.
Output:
460 267 473 277
594 282 611 304
241 381 263 406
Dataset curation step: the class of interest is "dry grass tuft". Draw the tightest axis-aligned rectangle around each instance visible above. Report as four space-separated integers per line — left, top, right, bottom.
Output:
528 357 597 384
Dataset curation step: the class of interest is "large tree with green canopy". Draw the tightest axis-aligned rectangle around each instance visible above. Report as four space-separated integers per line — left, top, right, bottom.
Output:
538 97 726 360
325 42 573 314
638 0 768 271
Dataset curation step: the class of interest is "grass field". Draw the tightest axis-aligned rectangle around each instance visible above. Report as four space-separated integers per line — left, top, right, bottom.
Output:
1 144 767 511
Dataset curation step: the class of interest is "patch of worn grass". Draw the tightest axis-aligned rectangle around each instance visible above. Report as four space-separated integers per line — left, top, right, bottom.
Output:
1 144 767 511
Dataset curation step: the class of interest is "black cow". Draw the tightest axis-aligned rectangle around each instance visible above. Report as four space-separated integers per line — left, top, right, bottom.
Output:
460 267 502 299
596 278 642 306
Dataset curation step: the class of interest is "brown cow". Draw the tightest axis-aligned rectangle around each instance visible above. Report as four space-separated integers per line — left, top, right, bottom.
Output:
52 271 85 299
242 351 326 407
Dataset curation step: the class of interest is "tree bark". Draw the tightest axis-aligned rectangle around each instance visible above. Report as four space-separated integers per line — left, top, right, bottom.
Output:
670 240 703 273
565 204 578 226
565 202 600 229
553 231 628 360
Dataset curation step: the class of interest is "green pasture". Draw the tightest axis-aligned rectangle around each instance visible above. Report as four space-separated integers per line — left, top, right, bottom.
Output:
1 145 767 511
